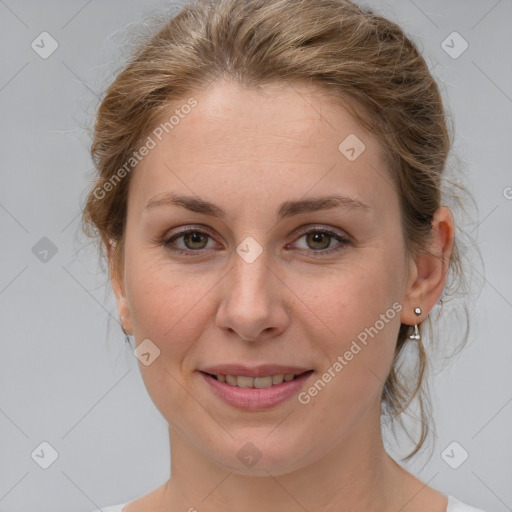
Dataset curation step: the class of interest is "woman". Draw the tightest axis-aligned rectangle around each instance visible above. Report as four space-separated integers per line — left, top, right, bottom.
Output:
83 0 486 510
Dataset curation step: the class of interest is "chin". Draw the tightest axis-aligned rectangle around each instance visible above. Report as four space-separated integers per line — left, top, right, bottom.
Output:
206 435 311 477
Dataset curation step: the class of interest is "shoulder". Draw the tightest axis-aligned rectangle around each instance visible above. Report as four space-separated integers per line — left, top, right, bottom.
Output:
90 504 129 512
90 496 491 512
447 495 491 512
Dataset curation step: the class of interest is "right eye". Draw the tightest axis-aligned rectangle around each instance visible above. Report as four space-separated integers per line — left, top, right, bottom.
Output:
162 228 219 255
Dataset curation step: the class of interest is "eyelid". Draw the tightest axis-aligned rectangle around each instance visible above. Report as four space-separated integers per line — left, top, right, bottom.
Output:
162 224 219 241
291 224 349 239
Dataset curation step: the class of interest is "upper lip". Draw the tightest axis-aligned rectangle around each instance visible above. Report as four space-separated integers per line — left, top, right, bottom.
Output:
199 364 313 378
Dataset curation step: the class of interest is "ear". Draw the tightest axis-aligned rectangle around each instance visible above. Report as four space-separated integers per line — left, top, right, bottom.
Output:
107 239 133 335
400 206 455 326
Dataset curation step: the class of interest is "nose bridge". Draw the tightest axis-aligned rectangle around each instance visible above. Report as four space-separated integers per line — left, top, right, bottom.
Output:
215 238 287 340
230 242 270 303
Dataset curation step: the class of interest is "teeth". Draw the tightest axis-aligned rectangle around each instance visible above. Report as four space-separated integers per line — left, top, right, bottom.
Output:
225 375 237 386
254 376 273 388
214 373 302 388
272 374 284 385
237 376 255 388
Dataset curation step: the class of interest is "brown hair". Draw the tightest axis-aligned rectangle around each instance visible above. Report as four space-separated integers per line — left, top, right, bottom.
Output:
82 0 478 460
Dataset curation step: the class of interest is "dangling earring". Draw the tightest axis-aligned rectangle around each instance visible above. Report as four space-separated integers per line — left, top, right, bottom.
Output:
121 326 131 344
120 316 131 344
409 306 422 341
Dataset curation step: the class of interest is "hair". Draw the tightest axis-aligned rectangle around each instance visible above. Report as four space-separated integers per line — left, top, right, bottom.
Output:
82 0 479 461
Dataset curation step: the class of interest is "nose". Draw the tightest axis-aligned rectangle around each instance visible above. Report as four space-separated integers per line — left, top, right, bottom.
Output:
215 248 290 342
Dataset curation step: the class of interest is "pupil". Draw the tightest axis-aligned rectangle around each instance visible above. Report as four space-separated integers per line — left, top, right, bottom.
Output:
186 232 206 249
308 232 329 249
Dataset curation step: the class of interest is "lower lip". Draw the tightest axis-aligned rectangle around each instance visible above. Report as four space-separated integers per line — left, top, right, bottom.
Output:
200 371 314 410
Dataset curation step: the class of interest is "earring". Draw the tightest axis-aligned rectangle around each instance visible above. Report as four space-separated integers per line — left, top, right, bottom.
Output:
121 326 131 344
409 307 422 341
120 316 131 344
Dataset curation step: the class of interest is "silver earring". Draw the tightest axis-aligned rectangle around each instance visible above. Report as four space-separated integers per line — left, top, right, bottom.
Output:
120 316 131 344
121 326 131 344
409 307 422 341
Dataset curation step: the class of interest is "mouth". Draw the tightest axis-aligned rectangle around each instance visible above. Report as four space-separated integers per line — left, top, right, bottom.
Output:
198 369 315 410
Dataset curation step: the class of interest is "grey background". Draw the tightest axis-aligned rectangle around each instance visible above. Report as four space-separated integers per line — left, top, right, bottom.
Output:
0 1 511 511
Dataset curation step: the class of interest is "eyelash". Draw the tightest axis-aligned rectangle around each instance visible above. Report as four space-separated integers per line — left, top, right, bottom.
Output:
160 225 352 257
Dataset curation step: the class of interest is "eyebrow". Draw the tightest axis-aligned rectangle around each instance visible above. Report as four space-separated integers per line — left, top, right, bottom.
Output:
144 192 371 219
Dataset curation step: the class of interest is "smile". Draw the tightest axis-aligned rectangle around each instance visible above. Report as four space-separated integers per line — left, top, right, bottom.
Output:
208 372 305 388
199 370 314 410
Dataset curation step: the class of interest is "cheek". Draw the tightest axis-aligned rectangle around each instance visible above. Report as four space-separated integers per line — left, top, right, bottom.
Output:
291 254 402 406
123 256 211 417
128 266 183 339
124 234 189 321
291 253 402 343
124 251 221 366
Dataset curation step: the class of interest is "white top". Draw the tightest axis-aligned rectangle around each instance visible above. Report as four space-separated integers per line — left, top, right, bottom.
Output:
93 494 489 512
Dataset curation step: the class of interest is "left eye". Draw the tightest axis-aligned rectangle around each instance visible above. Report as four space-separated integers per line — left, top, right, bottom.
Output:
292 230 349 253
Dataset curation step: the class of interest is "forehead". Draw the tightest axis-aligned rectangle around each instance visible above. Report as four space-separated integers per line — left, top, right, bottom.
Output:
129 80 395 216
167 80 374 152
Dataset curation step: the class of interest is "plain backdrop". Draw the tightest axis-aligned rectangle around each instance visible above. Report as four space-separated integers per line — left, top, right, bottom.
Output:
0 1 511 511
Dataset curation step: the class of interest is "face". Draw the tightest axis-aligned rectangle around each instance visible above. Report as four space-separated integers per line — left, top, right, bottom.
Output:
113 80 416 476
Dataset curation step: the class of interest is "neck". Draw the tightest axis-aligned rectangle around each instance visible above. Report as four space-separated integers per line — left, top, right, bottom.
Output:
157 407 412 512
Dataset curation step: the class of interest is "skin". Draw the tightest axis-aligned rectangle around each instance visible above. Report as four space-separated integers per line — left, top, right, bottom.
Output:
111 80 455 512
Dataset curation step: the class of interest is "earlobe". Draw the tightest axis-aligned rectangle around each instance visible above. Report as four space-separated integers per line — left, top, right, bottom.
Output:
400 206 455 326
107 239 133 335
